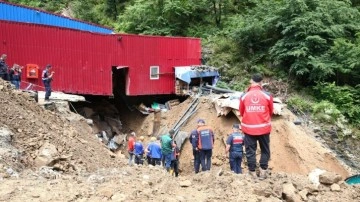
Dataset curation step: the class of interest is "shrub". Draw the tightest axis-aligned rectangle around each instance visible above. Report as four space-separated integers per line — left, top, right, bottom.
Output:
286 95 313 115
311 101 342 124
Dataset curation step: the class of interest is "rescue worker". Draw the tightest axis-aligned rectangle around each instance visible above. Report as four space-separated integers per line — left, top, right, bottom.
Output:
127 132 136 165
134 136 145 165
0 54 9 81
189 129 201 173
225 124 245 174
146 137 162 166
9 64 22 89
145 137 154 165
170 141 180 177
196 119 214 171
161 129 175 171
239 73 273 180
42 64 55 101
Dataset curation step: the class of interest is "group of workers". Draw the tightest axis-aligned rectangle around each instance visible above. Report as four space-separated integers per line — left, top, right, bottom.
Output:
0 54 23 89
127 130 180 177
0 53 55 101
126 73 273 180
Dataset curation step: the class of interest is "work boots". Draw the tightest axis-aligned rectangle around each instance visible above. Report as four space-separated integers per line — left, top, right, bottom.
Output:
259 168 268 180
247 171 257 179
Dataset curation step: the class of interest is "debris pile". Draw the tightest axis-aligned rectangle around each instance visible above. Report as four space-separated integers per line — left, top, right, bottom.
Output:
0 79 122 174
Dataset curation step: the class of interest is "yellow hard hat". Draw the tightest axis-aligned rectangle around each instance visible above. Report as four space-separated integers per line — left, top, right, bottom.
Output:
139 136 144 141
150 137 156 142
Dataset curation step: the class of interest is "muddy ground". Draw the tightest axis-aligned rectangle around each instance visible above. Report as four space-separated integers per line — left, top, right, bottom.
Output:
0 79 359 201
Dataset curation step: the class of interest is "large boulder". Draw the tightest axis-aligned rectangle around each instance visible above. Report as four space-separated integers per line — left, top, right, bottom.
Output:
34 142 58 167
319 172 342 185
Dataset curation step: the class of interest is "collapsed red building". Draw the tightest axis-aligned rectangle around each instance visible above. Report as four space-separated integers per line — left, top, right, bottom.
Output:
0 20 202 96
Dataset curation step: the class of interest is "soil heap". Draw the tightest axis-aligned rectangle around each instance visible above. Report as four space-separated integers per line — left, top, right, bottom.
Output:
0 79 122 174
127 97 350 178
0 79 359 201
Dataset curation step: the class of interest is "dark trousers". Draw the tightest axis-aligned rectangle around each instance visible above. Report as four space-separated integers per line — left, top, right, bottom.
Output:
43 80 52 100
229 151 243 174
163 153 172 170
200 149 212 171
146 156 152 165
244 133 270 171
193 149 201 173
170 160 179 177
150 158 161 166
0 73 9 81
135 154 143 165
161 155 165 167
11 80 20 89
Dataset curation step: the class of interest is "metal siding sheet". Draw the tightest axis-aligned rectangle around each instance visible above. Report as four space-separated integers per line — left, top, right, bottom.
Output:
0 20 113 95
122 35 201 96
1 20 201 96
0 2 113 34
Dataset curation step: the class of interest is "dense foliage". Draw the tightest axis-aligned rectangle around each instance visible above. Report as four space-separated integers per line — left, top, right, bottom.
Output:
7 0 360 137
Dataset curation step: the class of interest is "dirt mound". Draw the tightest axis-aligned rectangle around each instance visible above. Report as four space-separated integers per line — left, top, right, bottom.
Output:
0 165 358 201
126 96 350 178
0 80 121 173
0 79 358 201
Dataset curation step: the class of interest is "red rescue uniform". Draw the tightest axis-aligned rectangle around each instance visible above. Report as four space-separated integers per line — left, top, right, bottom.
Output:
239 85 273 135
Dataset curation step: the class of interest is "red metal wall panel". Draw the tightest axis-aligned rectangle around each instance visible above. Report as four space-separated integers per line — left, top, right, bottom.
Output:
116 34 201 95
0 20 201 96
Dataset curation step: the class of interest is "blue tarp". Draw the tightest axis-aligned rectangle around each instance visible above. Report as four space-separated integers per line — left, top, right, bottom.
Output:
175 66 220 84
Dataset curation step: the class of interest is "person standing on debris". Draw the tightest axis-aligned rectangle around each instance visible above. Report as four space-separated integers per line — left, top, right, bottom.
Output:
127 132 136 165
146 137 162 166
189 129 201 173
225 124 245 174
134 136 145 165
239 73 273 179
170 141 180 177
161 129 175 171
0 54 9 81
9 64 23 89
145 138 153 165
196 119 215 171
42 64 55 101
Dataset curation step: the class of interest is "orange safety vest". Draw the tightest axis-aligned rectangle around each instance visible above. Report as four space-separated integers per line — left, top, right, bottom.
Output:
197 125 214 150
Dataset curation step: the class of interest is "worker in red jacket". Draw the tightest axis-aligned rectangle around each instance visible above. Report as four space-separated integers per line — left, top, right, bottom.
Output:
127 132 136 166
239 73 273 180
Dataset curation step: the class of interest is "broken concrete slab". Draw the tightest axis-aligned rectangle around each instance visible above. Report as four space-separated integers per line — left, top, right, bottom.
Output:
37 91 85 102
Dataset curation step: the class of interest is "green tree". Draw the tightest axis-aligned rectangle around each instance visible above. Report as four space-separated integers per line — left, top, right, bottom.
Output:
232 0 360 84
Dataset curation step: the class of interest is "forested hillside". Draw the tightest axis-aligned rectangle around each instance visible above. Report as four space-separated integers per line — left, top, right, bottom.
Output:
8 0 360 138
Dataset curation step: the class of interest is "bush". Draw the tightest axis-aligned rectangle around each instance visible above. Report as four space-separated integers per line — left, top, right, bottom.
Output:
286 95 313 115
313 82 360 127
311 101 342 124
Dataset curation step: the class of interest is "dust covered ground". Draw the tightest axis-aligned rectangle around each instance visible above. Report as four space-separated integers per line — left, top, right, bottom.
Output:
0 79 359 202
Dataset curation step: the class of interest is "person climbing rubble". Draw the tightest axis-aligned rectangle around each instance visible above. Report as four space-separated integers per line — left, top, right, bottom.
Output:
134 136 145 165
225 124 245 174
0 54 9 81
161 129 175 172
196 119 215 171
146 136 162 166
127 132 136 165
170 141 180 177
145 137 153 165
240 73 273 180
42 64 55 102
189 129 201 173
9 64 23 89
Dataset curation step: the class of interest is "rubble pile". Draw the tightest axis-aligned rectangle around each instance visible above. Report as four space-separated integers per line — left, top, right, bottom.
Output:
0 78 359 201
0 80 121 173
0 165 359 201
